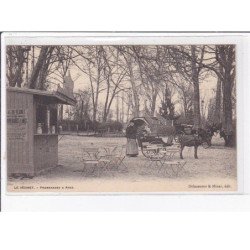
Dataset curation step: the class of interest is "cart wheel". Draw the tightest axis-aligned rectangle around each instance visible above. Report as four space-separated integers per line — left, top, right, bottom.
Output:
141 145 167 159
141 146 156 158
157 148 168 159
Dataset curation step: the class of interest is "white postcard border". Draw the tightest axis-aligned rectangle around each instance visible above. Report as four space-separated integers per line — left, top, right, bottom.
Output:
1 32 249 211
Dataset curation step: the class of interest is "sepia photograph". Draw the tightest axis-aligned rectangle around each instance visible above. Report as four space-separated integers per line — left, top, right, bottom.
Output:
4 41 237 193
1 1 250 248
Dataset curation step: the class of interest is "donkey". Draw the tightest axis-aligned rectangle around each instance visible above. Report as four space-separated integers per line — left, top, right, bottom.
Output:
178 129 213 159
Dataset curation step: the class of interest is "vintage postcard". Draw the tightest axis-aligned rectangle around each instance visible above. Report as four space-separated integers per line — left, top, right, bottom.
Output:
1 33 241 193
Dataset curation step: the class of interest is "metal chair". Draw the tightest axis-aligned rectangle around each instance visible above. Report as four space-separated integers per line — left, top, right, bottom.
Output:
99 144 127 172
162 161 187 177
79 147 102 177
143 144 186 177
111 145 127 171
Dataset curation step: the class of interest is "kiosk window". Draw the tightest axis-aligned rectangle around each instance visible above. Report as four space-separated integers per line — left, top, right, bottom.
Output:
36 103 57 134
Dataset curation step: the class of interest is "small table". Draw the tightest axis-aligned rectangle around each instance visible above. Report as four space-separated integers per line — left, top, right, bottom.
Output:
99 145 127 172
81 147 100 159
102 145 118 155
143 146 186 177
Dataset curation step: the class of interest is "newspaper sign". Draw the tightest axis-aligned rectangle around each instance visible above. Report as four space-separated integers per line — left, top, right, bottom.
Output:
7 109 28 141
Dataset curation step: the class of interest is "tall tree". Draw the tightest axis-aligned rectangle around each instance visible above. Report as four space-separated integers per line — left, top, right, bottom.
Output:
72 46 106 122
164 65 193 120
6 46 30 87
101 46 127 122
203 45 236 146
168 45 206 129
118 46 141 117
28 46 55 89
217 45 235 139
134 46 166 116
73 89 91 129
160 85 176 121
214 77 222 124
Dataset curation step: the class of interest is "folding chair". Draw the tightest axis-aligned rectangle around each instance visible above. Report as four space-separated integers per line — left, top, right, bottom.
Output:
79 147 102 177
155 146 186 177
143 154 167 172
97 146 118 175
162 161 187 177
98 145 127 173
112 145 128 172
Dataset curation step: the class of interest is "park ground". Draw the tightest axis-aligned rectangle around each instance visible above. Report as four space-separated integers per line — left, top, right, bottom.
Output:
7 134 237 193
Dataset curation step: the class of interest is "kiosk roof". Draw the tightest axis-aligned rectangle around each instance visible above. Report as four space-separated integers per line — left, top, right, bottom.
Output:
7 87 76 106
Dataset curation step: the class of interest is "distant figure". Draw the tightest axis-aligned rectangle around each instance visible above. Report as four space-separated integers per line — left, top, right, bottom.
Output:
126 122 138 157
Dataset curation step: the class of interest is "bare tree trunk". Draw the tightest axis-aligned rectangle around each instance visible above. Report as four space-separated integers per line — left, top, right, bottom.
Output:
92 107 97 122
116 94 119 121
126 103 130 123
90 73 100 123
7 47 27 87
126 92 132 122
192 81 201 128
28 47 49 89
218 45 235 146
127 61 140 117
80 100 84 121
214 78 222 124
222 71 234 146
150 92 157 116
191 46 201 129
37 47 54 90
121 91 124 123
103 82 110 122
183 96 187 118
202 45 235 146
32 46 35 70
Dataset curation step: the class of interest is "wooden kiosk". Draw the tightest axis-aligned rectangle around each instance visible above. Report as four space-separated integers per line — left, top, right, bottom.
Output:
7 86 76 177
